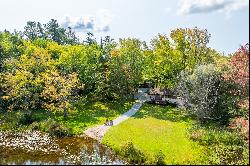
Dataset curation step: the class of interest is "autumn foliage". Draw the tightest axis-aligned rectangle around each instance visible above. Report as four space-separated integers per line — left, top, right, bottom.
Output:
223 44 249 109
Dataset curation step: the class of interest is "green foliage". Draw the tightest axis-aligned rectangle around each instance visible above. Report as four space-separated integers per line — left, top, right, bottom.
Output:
47 122 72 138
1 44 81 117
189 124 248 165
39 70 80 116
121 142 146 164
44 19 67 44
0 31 25 110
170 27 212 71
154 150 166 165
0 111 25 131
212 45 249 125
19 112 36 125
1 26 218 107
189 127 243 146
148 34 181 88
0 101 133 136
84 32 97 45
0 22 248 165
177 64 225 122
144 27 213 89
101 35 117 55
217 79 239 122
0 31 24 71
29 121 40 131
57 43 102 97
208 144 249 165
0 31 24 54
220 44 249 116
209 48 229 71
107 38 146 100
23 21 41 40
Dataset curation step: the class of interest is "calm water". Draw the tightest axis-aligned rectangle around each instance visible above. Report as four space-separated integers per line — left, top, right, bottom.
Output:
0 131 127 165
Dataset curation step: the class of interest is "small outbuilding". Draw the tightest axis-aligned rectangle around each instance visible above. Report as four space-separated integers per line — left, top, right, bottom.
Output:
147 88 176 105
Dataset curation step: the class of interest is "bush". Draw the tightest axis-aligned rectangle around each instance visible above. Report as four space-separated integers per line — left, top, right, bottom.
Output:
177 64 224 122
121 142 146 164
208 144 248 165
48 123 71 138
217 76 242 121
189 125 248 165
229 117 249 144
225 44 249 98
39 118 72 137
29 121 40 131
19 112 34 125
219 44 249 119
193 130 243 146
154 150 166 165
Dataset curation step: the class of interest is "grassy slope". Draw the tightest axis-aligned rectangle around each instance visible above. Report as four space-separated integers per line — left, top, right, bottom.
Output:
55 100 134 134
102 104 205 164
0 100 134 135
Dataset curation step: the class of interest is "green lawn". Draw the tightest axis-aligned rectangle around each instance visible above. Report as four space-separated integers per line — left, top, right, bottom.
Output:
0 100 134 135
56 100 134 134
102 104 206 164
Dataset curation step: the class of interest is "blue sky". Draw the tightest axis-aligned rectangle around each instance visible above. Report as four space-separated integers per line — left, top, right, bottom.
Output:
0 0 249 55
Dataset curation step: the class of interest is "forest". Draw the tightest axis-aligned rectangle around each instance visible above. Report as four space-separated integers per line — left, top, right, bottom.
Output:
0 19 249 165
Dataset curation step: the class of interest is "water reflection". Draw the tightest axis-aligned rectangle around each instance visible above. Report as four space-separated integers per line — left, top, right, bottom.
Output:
0 131 127 165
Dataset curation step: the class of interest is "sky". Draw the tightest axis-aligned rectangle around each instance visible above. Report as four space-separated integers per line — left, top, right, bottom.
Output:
0 0 249 55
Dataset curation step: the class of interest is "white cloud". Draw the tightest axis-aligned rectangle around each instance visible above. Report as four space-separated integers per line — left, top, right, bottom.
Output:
60 9 113 32
177 0 249 16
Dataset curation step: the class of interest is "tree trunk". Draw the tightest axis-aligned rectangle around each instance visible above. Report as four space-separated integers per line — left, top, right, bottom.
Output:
63 107 68 118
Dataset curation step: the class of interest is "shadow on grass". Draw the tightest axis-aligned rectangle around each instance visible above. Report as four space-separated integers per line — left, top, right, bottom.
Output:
0 100 133 134
56 101 134 134
133 103 194 123
64 101 133 125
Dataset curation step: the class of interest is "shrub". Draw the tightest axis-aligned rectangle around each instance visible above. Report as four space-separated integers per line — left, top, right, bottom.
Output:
39 118 72 137
19 112 34 125
226 44 249 98
177 64 223 122
221 44 249 117
208 144 248 165
29 121 40 131
48 123 71 137
121 142 146 164
189 125 248 165
154 150 166 165
229 117 249 144
39 118 56 132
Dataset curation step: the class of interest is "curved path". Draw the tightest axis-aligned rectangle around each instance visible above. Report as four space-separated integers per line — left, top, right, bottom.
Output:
84 93 146 142
84 91 185 142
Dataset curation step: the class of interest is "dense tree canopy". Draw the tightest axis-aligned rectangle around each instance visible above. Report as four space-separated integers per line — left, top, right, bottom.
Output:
0 19 248 122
